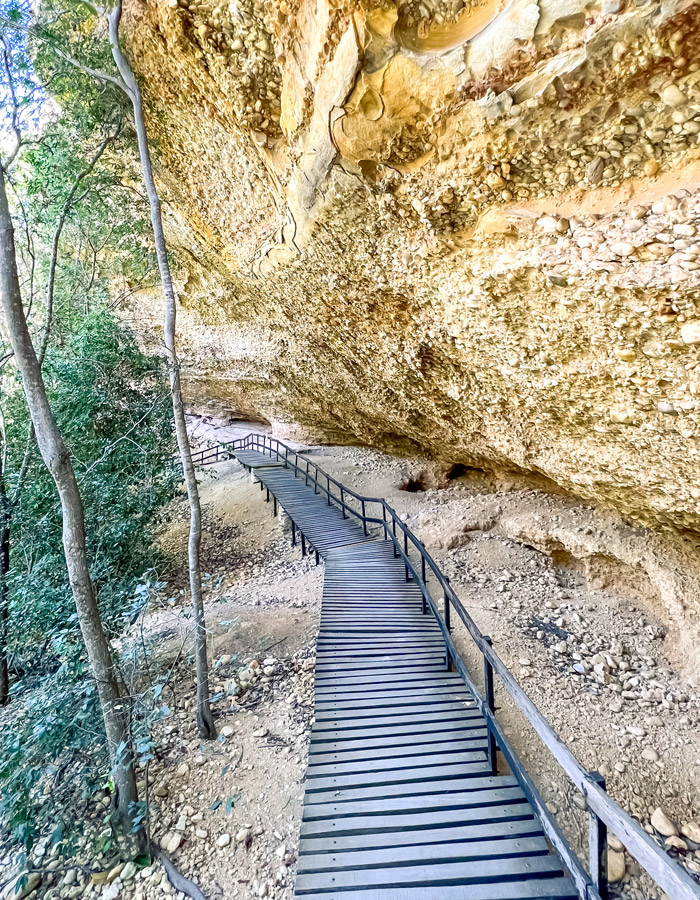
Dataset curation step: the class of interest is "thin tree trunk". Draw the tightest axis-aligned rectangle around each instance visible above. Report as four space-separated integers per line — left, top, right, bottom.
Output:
0 163 143 837
106 3 216 739
0 451 10 705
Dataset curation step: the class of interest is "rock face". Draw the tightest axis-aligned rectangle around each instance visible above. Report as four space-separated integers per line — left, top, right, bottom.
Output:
123 0 700 536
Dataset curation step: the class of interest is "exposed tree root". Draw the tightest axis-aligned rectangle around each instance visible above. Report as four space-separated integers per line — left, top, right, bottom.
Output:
150 843 208 900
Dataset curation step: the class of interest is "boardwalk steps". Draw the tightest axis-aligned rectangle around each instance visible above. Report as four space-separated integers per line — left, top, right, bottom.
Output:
233 448 578 900
224 437 700 900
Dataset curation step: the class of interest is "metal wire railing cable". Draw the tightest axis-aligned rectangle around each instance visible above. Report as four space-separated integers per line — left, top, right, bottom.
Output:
221 433 699 900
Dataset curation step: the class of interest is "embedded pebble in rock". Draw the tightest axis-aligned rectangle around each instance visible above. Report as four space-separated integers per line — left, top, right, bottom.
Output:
661 84 686 107
609 241 634 258
651 807 678 837
681 322 700 345
216 833 231 848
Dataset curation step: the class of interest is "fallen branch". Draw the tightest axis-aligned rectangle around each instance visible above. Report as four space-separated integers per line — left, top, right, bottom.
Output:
150 842 207 900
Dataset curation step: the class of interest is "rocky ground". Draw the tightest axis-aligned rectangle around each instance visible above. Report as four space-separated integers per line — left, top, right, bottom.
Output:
2 434 699 900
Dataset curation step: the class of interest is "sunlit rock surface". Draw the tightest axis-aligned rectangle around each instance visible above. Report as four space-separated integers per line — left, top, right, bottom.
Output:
124 0 700 664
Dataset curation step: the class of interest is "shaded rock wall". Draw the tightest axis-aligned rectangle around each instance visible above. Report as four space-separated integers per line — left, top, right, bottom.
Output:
123 0 700 646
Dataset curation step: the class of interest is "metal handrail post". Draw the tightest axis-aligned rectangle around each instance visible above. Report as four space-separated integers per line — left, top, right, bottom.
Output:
484 636 497 774
589 772 608 900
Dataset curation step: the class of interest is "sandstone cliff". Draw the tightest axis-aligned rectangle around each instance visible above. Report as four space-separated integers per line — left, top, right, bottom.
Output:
122 0 700 670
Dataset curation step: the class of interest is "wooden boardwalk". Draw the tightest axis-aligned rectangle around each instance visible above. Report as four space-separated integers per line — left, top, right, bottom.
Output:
233 449 579 900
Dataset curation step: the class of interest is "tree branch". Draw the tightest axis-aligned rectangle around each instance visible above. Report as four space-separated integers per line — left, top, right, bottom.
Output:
0 15 130 96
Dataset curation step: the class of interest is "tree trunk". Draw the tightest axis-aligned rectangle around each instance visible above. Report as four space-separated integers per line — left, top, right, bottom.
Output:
0 452 10 706
0 163 143 836
107 3 216 740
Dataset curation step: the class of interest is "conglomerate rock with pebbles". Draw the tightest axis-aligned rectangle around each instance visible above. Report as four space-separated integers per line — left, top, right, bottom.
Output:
121 0 700 661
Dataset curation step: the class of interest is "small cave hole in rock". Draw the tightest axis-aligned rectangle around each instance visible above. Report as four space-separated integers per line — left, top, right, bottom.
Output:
446 463 472 480
400 476 427 493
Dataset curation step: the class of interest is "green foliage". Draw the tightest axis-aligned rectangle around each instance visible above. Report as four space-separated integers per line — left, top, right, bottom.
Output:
0 307 177 850
0 0 180 854
5 310 176 643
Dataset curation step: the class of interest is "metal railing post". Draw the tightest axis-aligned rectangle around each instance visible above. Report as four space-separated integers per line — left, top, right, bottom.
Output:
589 772 608 900
291 521 296 546
327 474 331 506
301 534 306 557
392 518 397 556
404 531 410 582
483 636 497 774
341 487 346 518
444 577 452 633
361 500 367 534
273 497 277 517
421 549 427 613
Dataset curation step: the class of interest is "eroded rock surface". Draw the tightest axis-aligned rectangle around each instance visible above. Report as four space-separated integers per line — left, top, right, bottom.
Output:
124 0 700 534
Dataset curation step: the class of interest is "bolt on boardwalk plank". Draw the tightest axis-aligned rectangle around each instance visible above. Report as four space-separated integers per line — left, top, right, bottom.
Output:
232 449 578 900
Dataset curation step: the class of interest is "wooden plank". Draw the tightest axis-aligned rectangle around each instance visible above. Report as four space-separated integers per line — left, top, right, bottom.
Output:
303 761 493 793
312 704 479 726
298 877 578 900
308 736 489 766
306 775 524 806
314 693 474 713
302 785 526 820
299 801 536 837
294 852 566 893
306 748 492 778
297 834 550 873
314 676 465 695
308 730 491 757
311 719 482 739
297 817 543 854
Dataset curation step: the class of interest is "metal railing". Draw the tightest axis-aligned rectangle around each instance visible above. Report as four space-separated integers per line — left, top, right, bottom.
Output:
216 433 699 900
169 443 234 469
